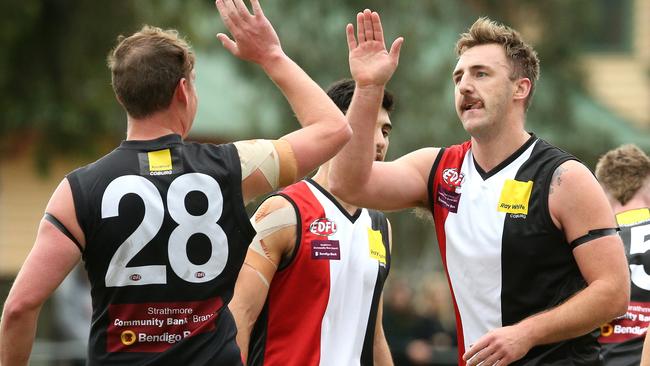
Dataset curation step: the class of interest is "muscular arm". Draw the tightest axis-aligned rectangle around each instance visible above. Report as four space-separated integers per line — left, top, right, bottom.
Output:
215 0 350 204
328 10 435 211
464 161 630 365
0 179 83 366
229 196 296 362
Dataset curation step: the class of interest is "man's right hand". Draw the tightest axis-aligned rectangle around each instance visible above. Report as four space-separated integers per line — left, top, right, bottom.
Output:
347 9 403 88
215 0 284 67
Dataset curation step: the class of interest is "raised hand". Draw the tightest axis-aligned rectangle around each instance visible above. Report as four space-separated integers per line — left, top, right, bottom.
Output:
215 0 284 66
347 9 403 88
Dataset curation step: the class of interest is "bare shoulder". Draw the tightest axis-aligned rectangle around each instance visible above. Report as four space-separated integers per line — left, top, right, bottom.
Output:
47 178 85 246
549 160 615 240
253 194 294 217
549 160 596 196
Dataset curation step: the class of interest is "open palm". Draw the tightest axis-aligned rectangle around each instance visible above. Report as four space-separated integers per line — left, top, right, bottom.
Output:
347 10 403 88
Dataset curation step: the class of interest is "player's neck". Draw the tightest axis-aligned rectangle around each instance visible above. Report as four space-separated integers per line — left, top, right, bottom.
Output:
614 190 650 214
312 164 359 215
126 110 186 141
471 128 530 172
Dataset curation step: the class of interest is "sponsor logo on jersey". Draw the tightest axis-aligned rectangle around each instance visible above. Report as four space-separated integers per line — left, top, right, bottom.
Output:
311 240 340 260
309 218 337 236
442 168 464 193
130 274 141 282
107 297 223 352
497 179 533 215
138 147 184 176
437 187 461 213
599 301 650 344
148 149 173 174
367 228 386 265
121 330 137 345
616 208 650 227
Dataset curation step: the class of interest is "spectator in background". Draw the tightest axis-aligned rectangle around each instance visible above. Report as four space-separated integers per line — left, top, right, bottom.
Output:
595 144 650 365
383 275 456 366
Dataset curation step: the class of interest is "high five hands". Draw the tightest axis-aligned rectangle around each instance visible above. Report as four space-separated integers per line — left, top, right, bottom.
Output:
347 9 404 88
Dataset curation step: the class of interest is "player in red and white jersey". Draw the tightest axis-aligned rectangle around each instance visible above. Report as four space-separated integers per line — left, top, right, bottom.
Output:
0 1 352 365
595 144 650 365
230 79 395 366
329 10 630 365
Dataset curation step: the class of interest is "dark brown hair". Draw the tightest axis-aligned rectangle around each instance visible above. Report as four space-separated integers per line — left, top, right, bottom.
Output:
325 78 394 114
107 25 195 118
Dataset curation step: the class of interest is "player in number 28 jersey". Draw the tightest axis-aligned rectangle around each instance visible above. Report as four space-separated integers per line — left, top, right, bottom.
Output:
68 136 255 363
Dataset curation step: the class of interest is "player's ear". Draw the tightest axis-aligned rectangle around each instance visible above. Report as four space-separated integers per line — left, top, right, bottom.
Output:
513 78 531 102
175 78 191 105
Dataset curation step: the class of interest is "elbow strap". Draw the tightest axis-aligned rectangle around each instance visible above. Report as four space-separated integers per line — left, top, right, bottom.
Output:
569 227 620 249
44 212 84 254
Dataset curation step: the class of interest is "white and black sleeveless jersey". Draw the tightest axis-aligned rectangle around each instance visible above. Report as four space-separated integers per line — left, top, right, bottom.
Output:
428 135 602 365
599 208 650 365
67 134 255 365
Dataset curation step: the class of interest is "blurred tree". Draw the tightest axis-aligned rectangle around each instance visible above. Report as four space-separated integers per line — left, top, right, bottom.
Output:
0 0 212 174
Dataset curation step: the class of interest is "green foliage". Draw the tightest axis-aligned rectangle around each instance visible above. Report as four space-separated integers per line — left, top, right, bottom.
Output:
0 0 213 173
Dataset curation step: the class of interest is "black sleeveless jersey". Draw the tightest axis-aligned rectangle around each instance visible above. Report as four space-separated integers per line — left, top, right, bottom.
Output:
599 208 650 365
67 134 255 365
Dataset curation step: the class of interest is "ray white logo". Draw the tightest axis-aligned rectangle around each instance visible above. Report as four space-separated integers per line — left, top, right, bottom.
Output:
309 218 337 236
442 168 464 191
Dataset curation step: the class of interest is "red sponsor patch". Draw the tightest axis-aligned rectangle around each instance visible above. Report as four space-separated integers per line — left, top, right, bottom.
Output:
107 297 223 353
309 218 337 236
599 301 650 344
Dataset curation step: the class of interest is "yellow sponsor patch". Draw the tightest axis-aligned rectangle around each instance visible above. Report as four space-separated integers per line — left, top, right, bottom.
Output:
497 179 533 214
148 149 173 172
367 228 386 264
616 208 650 226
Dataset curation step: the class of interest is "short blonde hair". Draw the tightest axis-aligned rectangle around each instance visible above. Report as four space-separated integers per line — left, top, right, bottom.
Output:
455 17 540 109
595 144 650 205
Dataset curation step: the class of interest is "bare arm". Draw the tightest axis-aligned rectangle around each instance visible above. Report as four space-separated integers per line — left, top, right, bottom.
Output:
0 179 83 366
215 0 350 202
464 161 630 365
329 10 436 211
229 196 296 362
